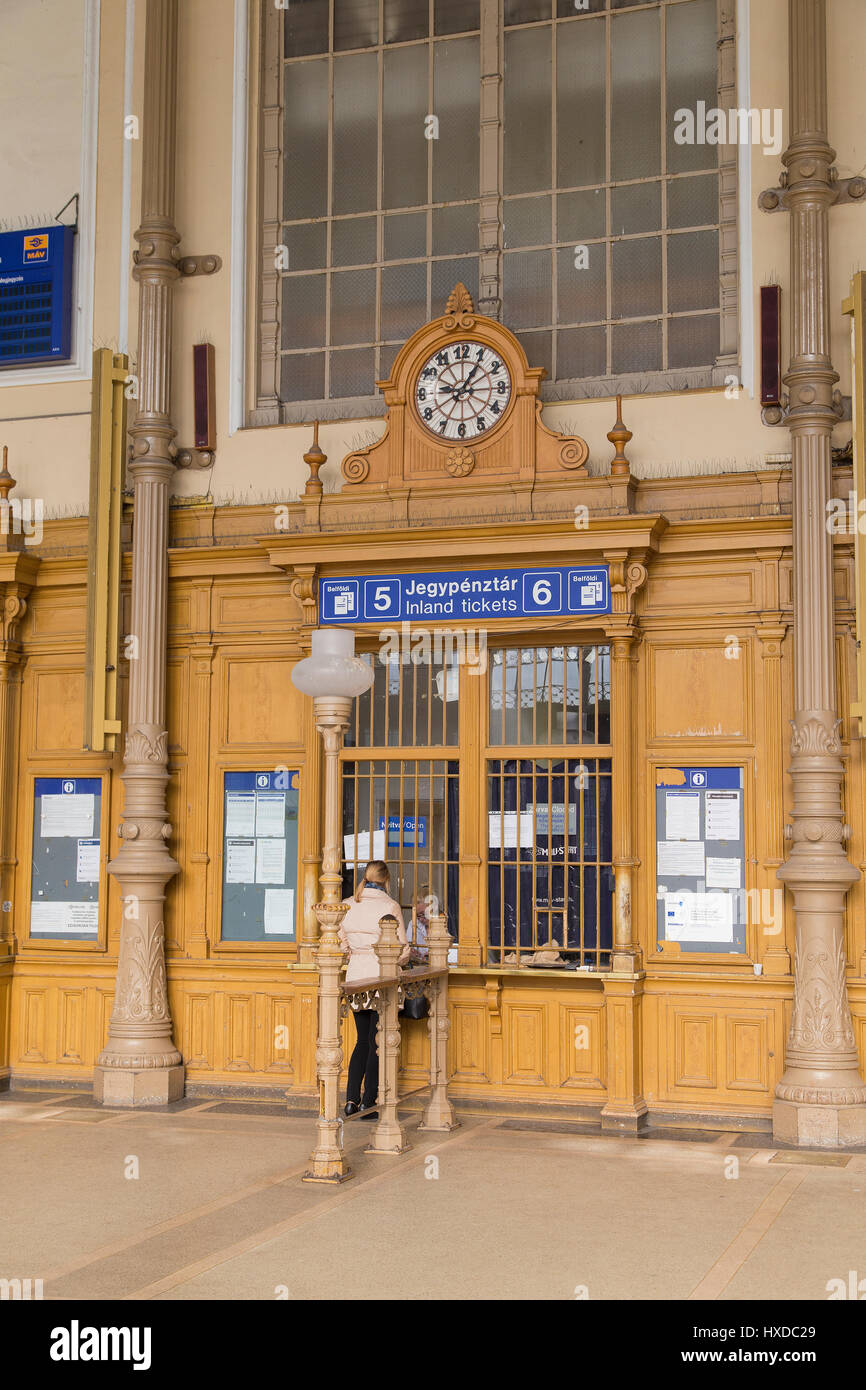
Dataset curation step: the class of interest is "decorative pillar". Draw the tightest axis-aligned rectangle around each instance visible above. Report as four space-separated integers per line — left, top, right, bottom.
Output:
418 913 458 1133
94 0 183 1106
757 620 791 977
365 915 409 1155
774 0 866 1145
303 694 352 1183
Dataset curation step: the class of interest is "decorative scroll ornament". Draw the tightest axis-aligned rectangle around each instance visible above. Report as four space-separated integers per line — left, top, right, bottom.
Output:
558 439 590 470
445 447 475 477
342 453 369 484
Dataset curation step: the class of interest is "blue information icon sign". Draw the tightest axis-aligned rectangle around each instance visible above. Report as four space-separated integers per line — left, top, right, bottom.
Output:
319 565 610 624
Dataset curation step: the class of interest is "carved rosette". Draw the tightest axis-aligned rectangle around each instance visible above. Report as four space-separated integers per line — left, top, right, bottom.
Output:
445 447 475 477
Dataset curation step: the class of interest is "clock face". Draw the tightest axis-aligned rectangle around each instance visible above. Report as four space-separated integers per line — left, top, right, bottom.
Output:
414 341 512 441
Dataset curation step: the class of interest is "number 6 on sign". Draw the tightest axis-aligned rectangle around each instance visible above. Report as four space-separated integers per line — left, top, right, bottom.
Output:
522 571 561 614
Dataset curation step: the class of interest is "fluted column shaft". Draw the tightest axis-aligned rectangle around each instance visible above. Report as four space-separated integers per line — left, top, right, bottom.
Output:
94 0 183 1105
774 0 866 1144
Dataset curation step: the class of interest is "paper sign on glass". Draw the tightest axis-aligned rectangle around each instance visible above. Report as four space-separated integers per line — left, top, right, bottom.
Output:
264 888 295 935
343 830 386 867
30 900 99 935
255 792 285 838
705 790 740 840
225 792 256 837
664 891 734 942
76 839 100 883
656 840 705 877
255 837 286 884
225 838 256 883
40 794 95 839
705 856 741 889
665 791 700 840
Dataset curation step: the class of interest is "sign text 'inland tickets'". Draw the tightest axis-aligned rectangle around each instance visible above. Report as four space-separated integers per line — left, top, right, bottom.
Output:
319 565 611 624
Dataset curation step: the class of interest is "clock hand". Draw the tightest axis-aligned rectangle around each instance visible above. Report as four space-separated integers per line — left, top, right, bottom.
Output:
453 364 480 398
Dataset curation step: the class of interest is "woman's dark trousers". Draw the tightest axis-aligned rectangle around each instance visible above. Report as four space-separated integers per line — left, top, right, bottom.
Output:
347 1008 379 1107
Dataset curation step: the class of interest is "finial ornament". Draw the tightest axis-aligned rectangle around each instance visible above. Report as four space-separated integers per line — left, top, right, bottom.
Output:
0 445 15 503
303 421 326 498
445 282 474 315
607 394 633 479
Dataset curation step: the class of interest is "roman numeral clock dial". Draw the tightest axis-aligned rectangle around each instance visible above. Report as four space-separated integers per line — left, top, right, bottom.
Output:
414 342 512 440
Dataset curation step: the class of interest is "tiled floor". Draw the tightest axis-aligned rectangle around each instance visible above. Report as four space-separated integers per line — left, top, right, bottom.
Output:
1 1088 864 1301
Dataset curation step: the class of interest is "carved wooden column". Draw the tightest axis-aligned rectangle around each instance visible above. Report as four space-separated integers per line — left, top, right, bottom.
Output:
94 0 183 1105
773 0 866 1144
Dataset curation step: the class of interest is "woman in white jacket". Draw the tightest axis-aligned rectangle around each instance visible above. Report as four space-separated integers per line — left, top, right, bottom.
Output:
340 860 410 1117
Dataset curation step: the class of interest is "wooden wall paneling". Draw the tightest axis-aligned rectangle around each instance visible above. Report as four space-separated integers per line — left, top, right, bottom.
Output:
220 651 305 750
559 998 606 1092
262 990 293 1075
180 987 215 1073
449 992 489 1084
224 991 255 1072
503 999 547 1087
57 987 86 1063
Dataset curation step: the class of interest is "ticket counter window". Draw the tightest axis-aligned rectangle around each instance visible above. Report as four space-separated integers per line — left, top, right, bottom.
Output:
487 645 612 967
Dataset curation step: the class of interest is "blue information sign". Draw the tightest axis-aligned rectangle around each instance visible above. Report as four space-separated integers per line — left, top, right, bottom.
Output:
319 565 610 624
378 815 427 849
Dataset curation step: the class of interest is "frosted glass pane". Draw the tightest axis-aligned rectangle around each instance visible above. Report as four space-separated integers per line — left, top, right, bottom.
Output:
329 348 375 398
557 245 605 324
611 236 661 319
503 249 553 329
505 29 552 195
281 273 325 349
384 211 427 260
431 256 478 312
557 17 605 189
383 45 428 210
334 0 379 50
433 203 479 255
284 0 329 57
611 8 660 181
668 313 720 368
385 0 429 43
611 319 661 374
381 262 427 339
517 331 552 380
281 352 325 402
433 39 480 202
434 0 480 35
505 0 552 22
378 343 401 379
504 197 552 249
331 217 377 267
333 53 378 214
667 173 718 229
557 325 606 379
666 0 718 174
667 229 719 312
557 188 605 242
330 268 376 345
611 182 661 236
283 61 328 220
282 222 327 271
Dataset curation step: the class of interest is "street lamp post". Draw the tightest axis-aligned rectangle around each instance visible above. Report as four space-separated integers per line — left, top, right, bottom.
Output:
291 629 373 1182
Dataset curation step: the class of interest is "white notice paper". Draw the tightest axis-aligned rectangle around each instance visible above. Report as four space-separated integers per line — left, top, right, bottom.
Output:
225 792 256 837
40 794 94 839
256 837 286 884
656 840 705 877
264 888 295 935
343 830 386 867
225 838 256 883
705 790 740 841
664 891 734 942
30 900 99 935
706 856 741 889
535 803 577 837
76 839 100 883
255 792 286 838
488 811 534 849
665 791 701 840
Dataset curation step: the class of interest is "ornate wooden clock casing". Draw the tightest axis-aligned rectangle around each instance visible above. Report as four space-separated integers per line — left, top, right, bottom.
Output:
341 284 589 501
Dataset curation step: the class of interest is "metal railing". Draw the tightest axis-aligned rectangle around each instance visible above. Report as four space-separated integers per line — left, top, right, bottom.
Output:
304 912 457 1183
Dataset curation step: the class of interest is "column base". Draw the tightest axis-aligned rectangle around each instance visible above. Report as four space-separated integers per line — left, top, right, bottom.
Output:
773 1097 866 1148
600 1099 649 1134
93 1063 184 1108
302 1164 354 1184
365 1139 412 1155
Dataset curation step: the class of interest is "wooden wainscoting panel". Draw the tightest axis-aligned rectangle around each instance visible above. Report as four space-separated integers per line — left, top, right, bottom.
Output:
166 657 189 754
644 565 755 614
216 583 296 632
32 669 86 751
559 1002 606 1090
504 1004 547 1086
669 1008 718 1091
182 990 214 1071
221 655 305 748
649 641 750 743
29 593 87 640
57 988 86 1063
19 986 49 1063
262 992 294 1075
223 992 255 1072
450 999 489 1083
725 1011 771 1093
399 1015 431 1082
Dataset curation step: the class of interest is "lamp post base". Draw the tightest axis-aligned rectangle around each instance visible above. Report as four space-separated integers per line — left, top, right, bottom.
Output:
773 1098 866 1148
93 1063 184 1108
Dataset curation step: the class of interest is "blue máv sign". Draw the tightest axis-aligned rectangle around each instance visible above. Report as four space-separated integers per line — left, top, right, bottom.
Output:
319 565 610 624
378 815 427 848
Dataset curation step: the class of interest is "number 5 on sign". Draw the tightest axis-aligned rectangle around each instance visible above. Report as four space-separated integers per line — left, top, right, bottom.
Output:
362 576 400 619
522 571 561 614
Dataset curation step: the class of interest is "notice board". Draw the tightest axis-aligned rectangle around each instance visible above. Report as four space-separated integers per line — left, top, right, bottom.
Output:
655 766 746 955
30 777 102 939
220 770 299 942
